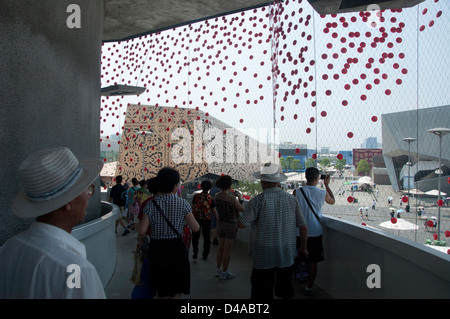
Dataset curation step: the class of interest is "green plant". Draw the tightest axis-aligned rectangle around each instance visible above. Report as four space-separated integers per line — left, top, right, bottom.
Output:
235 180 263 198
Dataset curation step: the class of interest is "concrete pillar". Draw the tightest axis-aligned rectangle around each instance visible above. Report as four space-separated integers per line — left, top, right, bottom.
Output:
0 0 104 244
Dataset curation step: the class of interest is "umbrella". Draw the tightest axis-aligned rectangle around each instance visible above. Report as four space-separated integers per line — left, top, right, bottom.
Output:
358 176 372 184
425 189 447 196
389 207 396 212
403 188 425 195
388 196 393 200
379 219 419 230
396 209 405 213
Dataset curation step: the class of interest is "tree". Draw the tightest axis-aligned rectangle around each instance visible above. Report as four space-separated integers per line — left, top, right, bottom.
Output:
357 159 370 176
335 159 346 172
280 156 297 171
291 158 303 171
236 180 262 198
280 157 286 171
305 157 316 169
319 158 331 170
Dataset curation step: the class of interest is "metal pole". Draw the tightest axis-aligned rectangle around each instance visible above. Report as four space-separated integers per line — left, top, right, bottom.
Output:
437 135 441 241
407 141 411 213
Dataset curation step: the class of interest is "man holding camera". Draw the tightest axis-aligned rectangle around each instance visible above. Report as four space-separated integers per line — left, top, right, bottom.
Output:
293 167 335 296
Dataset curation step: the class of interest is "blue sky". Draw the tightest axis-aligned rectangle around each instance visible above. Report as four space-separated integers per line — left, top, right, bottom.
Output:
100 0 449 153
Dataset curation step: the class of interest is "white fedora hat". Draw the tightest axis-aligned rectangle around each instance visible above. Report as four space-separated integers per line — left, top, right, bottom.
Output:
253 162 287 183
12 147 103 218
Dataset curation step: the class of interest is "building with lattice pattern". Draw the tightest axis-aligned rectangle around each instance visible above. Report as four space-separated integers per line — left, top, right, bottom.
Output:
115 104 279 183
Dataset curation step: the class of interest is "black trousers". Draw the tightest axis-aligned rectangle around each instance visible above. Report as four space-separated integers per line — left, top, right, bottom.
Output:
250 265 295 299
192 219 211 257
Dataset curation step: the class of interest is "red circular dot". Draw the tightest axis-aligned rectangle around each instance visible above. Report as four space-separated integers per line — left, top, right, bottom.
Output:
347 196 353 203
306 128 311 134
347 132 354 138
337 153 343 160
321 111 327 117
371 116 378 122
312 153 317 159
438 199 444 206
391 218 397 224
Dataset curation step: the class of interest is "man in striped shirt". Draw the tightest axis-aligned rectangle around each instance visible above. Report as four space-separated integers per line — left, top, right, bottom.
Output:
238 163 308 299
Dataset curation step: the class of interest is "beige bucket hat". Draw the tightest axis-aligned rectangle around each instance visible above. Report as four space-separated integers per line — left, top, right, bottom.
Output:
11 147 103 218
253 162 287 183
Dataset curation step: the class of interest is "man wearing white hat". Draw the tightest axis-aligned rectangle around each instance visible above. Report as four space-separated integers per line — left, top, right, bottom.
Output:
0 147 106 298
238 162 308 299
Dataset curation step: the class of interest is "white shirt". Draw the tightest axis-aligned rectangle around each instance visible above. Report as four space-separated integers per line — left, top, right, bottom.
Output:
0 222 106 299
295 185 326 237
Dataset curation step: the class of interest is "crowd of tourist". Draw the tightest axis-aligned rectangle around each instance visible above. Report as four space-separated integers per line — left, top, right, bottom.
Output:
109 162 334 299
0 146 333 300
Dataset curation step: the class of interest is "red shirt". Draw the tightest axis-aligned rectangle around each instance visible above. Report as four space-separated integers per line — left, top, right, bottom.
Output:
192 192 215 220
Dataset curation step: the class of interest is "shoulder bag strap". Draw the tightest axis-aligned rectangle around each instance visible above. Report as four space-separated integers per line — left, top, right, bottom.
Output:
299 187 321 222
151 199 182 238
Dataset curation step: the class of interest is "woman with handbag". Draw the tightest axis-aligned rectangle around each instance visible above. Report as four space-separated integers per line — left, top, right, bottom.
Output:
138 167 199 299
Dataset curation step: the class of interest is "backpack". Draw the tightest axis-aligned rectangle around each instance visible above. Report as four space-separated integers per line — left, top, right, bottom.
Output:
119 190 128 206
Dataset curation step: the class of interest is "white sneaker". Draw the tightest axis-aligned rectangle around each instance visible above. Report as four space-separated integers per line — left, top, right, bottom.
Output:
220 270 236 280
215 268 222 277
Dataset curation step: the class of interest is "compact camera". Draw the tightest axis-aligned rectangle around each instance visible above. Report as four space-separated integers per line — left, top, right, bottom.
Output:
320 174 326 180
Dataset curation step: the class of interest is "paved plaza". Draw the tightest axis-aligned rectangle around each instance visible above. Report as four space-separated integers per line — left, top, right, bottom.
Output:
316 176 450 250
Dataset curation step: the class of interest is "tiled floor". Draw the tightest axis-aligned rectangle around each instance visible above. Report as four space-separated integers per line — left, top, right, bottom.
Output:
105 231 331 299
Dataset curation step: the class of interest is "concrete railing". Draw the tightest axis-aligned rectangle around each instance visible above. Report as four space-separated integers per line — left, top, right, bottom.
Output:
237 214 450 298
316 215 450 298
72 201 118 288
